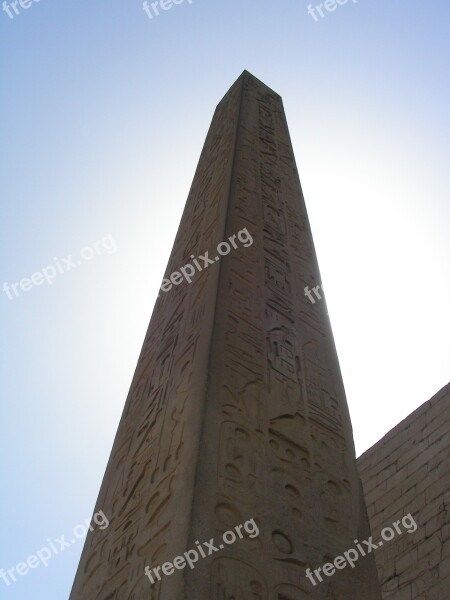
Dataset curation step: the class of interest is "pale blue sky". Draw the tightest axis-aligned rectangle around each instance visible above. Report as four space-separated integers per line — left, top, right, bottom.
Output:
1 1 449 598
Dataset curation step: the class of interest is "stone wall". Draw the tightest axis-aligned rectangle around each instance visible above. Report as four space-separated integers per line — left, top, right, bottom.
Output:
358 383 450 600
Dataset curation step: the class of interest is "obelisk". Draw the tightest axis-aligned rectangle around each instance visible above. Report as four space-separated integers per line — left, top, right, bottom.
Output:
70 71 382 599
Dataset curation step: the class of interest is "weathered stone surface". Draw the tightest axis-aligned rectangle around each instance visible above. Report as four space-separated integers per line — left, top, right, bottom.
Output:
70 71 381 599
358 383 450 600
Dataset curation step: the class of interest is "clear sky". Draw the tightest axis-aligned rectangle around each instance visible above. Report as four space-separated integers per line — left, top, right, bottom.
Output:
1 0 449 598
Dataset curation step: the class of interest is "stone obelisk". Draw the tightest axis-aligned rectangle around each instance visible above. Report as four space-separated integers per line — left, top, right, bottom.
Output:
70 71 381 599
